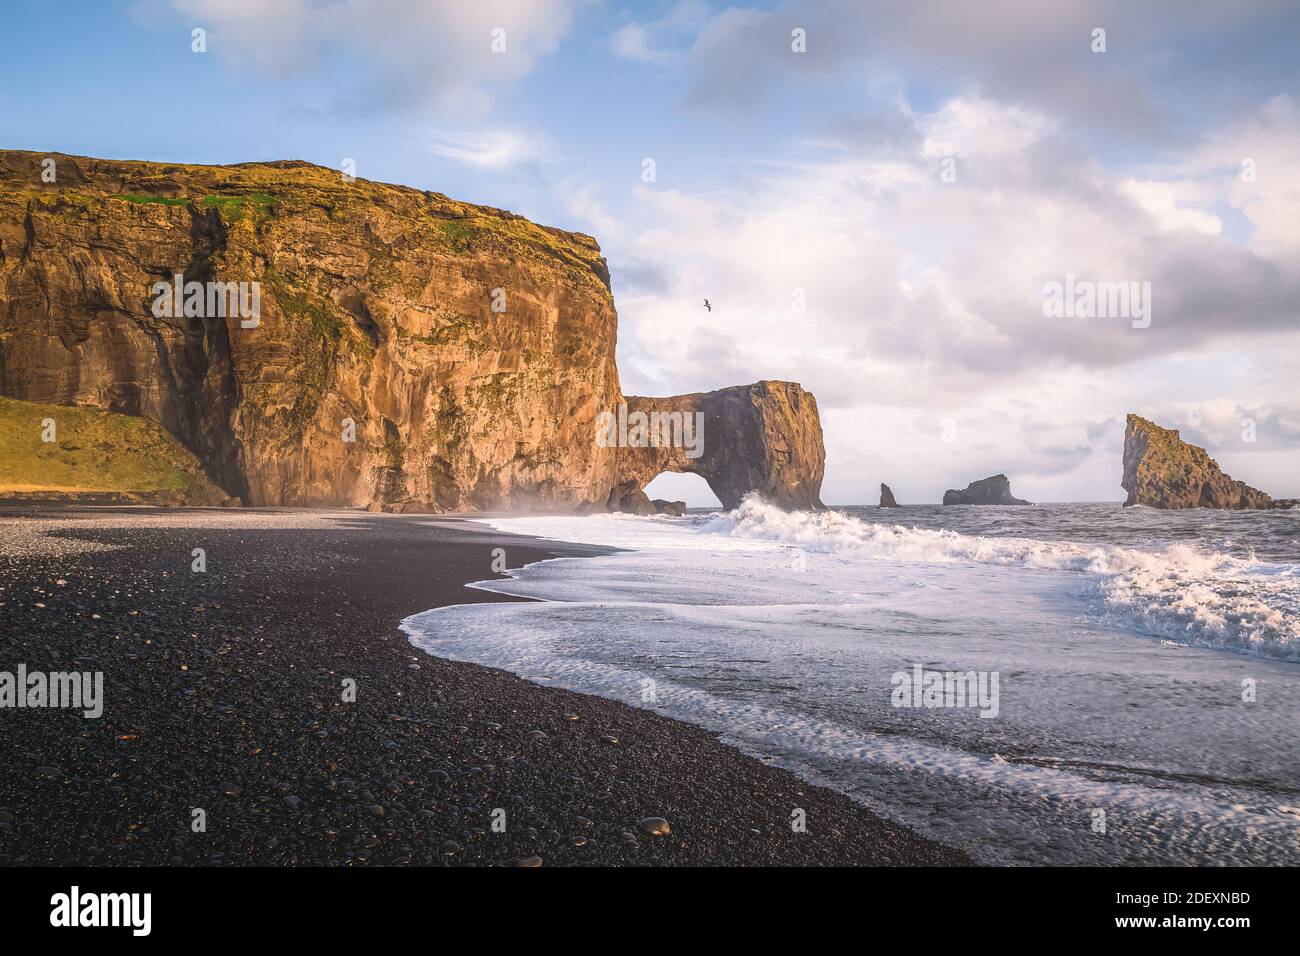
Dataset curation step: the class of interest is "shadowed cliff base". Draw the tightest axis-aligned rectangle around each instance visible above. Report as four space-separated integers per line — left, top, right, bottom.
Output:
0 150 825 514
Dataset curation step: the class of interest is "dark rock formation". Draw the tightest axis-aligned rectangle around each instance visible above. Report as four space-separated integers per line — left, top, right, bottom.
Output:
606 479 655 515
615 383 825 511
879 483 899 507
943 474 1030 506
651 499 686 517
1122 414 1294 509
0 150 826 512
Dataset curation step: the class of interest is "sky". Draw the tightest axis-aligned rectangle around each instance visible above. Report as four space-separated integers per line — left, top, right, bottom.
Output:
1 0 1298 506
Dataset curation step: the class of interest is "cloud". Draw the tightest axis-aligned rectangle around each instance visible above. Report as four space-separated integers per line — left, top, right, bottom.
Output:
672 0 1300 140
1181 95 1300 260
171 0 318 74
171 0 583 113
609 94 1300 409
597 88 1300 500
423 128 548 168
1119 180 1222 236
609 0 709 67
610 23 674 66
1144 400 1300 454
561 185 623 240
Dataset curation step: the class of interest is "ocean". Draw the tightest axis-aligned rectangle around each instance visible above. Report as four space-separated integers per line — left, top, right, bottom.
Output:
401 499 1300 865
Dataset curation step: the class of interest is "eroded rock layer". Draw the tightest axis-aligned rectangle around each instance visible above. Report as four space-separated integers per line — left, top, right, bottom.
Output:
0 151 826 512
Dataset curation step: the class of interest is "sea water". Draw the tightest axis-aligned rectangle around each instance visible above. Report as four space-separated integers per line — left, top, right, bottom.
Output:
401 499 1300 865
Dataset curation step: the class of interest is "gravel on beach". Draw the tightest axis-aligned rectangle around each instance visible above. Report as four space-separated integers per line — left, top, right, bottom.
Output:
0 505 968 866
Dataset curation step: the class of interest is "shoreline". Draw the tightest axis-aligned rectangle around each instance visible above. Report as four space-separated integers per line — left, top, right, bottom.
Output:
0 505 968 866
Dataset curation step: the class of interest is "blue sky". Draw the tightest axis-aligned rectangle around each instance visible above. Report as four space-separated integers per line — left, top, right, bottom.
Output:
3 0 1298 505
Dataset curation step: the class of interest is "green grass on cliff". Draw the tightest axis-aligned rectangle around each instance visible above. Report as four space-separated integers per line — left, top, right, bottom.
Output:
0 396 205 494
111 192 277 220
115 193 188 206
201 192 275 216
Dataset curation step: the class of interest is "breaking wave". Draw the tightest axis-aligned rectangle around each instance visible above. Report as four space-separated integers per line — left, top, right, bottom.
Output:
700 497 1300 662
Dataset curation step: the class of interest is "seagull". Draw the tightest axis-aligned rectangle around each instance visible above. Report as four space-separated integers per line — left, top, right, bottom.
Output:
703 299 712 312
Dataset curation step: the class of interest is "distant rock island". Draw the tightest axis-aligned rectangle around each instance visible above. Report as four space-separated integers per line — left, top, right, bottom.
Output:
0 150 824 512
879 483 899 507
1122 414 1294 510
943 474 1030 506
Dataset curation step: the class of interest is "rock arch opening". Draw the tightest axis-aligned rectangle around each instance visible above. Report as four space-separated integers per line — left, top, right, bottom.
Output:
643 471 722 511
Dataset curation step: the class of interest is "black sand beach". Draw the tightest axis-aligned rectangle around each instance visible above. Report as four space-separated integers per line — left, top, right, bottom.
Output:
0 506 966 866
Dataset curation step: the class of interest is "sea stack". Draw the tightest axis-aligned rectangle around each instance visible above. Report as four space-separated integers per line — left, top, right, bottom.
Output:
943 474 1030 505
879 483 900 507
1122 414 1294 509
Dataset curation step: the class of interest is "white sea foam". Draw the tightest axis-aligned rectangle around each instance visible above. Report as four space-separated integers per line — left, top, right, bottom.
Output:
483 497 1300 661
403 498 1300 864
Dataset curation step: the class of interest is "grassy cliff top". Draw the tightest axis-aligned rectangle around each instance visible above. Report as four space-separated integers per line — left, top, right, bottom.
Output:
0 148 610 290
0 396 223 500
1126 413 1210 459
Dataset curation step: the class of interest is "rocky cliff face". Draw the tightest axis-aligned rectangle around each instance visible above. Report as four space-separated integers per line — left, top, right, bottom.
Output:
1122 414 1293 509
615 383 824 510
0 151 826 512
879 483 899 507
942 474 1029 505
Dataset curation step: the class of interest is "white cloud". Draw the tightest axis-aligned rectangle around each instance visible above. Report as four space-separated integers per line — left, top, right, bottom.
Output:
171 0 583 112
563 186 623 241
610 24 673 65
1183 95 1300 259
603 94 1300 502
1119 180 1222 236
423 128 548 168
609 0 709 66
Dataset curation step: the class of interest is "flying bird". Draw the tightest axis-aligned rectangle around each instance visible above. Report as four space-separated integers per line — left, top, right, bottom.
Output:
703 299 712 312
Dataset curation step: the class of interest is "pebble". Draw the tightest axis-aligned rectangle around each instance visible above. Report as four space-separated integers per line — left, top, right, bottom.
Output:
441 840 461 854
529 730 548 742
0 510 971 869
600 736 619 746
638 817 671 836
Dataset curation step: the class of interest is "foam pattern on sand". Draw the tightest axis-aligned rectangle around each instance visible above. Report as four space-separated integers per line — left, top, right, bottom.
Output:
402 498 1300 864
